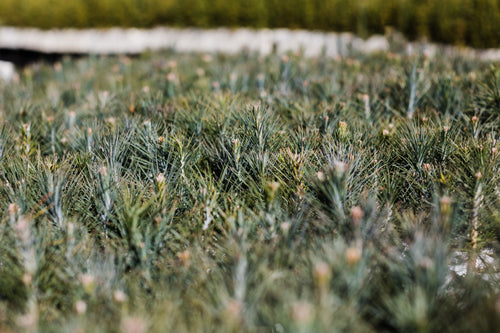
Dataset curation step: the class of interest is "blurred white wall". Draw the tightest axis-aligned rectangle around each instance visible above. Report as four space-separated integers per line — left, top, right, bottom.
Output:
0 27 388 56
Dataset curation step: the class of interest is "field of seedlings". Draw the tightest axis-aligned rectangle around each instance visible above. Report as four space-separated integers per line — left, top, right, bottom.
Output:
0 46 499 332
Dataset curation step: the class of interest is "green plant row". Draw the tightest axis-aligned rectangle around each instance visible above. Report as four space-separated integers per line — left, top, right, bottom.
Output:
1 0 500 48
0 47 499 331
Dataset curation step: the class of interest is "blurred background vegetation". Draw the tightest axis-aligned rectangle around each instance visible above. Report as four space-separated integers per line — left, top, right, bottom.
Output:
0 0 500 48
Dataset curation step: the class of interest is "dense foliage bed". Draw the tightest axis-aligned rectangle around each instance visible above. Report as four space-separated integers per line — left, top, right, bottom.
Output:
0 47 499 332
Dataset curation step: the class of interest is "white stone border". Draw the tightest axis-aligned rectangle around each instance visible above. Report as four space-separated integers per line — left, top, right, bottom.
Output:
2 26 500 60
0 26 389 56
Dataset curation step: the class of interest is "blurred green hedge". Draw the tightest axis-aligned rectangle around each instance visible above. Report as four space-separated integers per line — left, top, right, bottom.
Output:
1 0 499 48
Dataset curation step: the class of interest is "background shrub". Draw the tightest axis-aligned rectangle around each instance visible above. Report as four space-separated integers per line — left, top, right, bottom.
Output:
1 0 500 48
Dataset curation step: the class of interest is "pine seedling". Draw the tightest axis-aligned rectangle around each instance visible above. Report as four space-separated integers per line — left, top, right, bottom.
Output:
407 58 418 119
468 66 500 133
8 203 38 332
